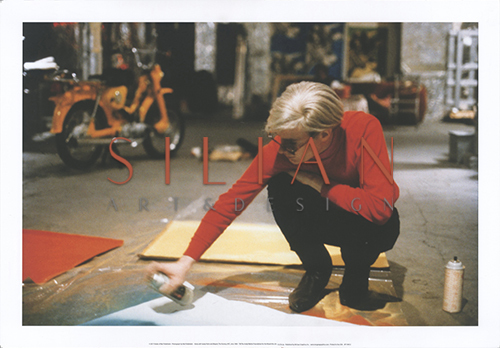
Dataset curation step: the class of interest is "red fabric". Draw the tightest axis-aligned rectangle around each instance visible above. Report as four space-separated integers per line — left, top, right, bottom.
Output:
23 229 123 284
184 111 399 260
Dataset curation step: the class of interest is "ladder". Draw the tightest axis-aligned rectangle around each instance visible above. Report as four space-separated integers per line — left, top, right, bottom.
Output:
446 29 478 116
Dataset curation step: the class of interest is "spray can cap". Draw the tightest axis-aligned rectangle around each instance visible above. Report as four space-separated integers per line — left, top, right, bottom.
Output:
447 256 463 269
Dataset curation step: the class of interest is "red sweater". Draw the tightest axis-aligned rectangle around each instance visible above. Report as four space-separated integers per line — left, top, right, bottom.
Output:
184 111 399 261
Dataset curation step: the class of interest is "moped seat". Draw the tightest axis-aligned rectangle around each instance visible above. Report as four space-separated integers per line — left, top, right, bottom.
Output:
91 68 135 88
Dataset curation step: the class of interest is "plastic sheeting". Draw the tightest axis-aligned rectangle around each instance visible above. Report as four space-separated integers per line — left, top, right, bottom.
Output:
185 264 407 326
23 197 407 326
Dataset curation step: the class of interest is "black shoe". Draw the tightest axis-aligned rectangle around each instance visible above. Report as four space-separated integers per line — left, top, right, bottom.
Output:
289 269 332 313
339 291 391 311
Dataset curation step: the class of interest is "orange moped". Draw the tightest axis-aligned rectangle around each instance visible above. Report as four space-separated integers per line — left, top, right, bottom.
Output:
44 48 184 169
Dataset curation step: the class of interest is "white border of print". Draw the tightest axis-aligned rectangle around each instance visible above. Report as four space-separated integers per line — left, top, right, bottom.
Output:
1 1 499 347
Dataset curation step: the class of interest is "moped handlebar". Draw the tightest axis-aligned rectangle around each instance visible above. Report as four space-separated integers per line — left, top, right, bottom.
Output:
131 47 170 70
131 47 158 70
49 69 80 83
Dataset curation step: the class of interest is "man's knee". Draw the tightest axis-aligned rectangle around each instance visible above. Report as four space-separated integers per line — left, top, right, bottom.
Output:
375 208 400 252
267 172 293 196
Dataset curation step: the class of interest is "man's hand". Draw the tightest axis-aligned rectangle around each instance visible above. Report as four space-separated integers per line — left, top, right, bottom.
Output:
145 255 196 295
288 170 324 193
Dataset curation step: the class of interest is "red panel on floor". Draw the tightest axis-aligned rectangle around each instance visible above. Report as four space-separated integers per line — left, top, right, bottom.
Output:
23 229 123 284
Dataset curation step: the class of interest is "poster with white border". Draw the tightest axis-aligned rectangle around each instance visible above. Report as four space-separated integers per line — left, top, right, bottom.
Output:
1 0 499 347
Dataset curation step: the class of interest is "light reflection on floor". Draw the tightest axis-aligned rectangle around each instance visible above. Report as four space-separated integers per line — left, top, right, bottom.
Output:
187 263 408 326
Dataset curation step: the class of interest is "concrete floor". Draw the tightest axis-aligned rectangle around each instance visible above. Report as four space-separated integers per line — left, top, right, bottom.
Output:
21 110 478 326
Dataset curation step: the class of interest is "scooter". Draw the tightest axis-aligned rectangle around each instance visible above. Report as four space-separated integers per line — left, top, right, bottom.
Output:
30 48 185 170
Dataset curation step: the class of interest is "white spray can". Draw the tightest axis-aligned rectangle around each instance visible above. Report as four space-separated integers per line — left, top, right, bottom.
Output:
149 272 194 306
442 256 465 313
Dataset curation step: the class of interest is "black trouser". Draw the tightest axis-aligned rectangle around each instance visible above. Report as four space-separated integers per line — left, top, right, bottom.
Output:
267 172 400 301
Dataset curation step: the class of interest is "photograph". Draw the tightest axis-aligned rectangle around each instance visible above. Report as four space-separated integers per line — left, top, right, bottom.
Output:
1 1 499 347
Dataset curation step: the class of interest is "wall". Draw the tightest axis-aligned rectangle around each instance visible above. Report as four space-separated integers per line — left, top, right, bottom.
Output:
194 23 217 73
193 22 456 122
401 23 453 121
244 23 273 102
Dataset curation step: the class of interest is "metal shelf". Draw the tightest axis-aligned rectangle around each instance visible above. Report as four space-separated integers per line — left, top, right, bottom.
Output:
445 29 478 109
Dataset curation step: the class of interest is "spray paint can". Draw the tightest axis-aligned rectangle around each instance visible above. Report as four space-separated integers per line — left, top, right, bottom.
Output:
150 272 194 306
442 256 465 313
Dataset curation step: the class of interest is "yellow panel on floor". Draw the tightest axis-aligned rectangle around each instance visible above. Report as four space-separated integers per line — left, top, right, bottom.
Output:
140 220 389 268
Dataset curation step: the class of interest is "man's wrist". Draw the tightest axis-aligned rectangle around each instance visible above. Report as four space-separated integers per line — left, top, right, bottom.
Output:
179 255 196 269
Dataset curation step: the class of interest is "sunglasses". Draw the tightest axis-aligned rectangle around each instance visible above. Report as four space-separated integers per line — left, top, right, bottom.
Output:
267 132 319 155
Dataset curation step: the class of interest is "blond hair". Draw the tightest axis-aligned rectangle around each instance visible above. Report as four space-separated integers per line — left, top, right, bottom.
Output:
265 81 344 134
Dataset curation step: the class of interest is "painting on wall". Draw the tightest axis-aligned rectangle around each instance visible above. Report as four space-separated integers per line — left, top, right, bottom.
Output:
270 23 345 101
270 23 344 80
344 24 389 82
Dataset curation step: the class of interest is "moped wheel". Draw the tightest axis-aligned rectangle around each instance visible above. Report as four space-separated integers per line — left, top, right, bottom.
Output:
143 99 185 159
55 101 104 169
